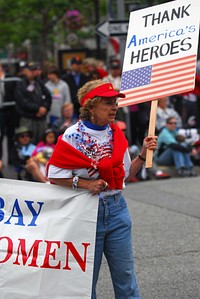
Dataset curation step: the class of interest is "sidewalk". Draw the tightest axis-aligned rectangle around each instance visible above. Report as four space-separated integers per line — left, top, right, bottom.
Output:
155 164 200 177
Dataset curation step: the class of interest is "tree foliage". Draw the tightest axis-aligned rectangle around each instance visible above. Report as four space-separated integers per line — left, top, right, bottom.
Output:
0 0 106 61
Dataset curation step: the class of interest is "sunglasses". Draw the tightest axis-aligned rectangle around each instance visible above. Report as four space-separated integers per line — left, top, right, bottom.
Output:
18 133 30 138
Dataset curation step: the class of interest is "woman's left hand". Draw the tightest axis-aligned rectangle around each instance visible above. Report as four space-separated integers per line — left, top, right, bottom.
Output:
127 136 158 181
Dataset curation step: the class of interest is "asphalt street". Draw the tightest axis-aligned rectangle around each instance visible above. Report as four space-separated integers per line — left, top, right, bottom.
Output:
97 177 200 299
2 165 200 299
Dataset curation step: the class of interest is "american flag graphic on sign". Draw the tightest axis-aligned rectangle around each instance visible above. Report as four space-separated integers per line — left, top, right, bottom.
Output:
118 54 197 107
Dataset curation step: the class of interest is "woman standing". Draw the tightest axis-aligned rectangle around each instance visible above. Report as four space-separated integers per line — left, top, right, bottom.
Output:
47 80 157 299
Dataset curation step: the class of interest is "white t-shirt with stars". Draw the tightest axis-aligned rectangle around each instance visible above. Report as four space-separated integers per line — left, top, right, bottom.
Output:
48 120 131 197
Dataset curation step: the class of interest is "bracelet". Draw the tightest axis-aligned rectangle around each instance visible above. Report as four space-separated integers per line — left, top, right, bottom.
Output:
138 154 146 162
72 176 79 189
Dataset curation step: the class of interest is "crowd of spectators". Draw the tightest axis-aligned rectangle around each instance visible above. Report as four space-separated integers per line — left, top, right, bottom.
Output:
0 56 200 182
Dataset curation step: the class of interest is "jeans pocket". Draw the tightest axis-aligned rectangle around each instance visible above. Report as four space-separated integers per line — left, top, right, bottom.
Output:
114 195 127 209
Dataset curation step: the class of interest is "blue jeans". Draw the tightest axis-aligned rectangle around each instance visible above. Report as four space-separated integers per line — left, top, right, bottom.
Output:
156 148 193 169
91 192 141 299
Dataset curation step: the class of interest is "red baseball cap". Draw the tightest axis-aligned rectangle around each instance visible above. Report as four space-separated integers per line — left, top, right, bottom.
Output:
80 83 125 106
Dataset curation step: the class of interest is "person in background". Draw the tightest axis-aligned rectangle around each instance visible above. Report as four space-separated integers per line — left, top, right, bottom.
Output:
15 61 52 144
0 63 21 164
52 102 77 135
34 62 43 82
154 117 196 177
181 93 198 128
117 120 171 181
84 59 108 80
181 73 200 128
11 126 35 174
83 57 98 80
103 59 121 91
31 128 56 177
103 59 126 122
45 66 71 126
95 59 108 79
47 79 158 299
156 97 182 133
62 57 88 118
40 61 55 83
11 126 49 182
17 61 28 78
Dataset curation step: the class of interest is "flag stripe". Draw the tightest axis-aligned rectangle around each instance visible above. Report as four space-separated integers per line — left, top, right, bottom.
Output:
152 61 196 75
152 71 195 84
119 55 197 107
152 62 196 78
152 70 195 83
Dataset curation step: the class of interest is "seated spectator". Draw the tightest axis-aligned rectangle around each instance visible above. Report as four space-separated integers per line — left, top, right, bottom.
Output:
11 126 49 182
52 103 77 135
31 128 57 176
154 117 196 177
156 97 182 133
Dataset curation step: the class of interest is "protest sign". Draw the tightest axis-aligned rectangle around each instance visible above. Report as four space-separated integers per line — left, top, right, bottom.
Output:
0 179 98 299
119 0 200 107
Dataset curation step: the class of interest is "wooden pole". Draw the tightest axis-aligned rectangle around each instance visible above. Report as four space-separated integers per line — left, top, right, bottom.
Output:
145 100 158 168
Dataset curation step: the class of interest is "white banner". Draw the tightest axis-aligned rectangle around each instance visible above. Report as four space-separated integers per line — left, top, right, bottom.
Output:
0 179 98 299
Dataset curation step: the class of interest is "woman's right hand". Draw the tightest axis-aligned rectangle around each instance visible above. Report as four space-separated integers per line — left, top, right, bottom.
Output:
48 177 108 195
86 179 108 195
